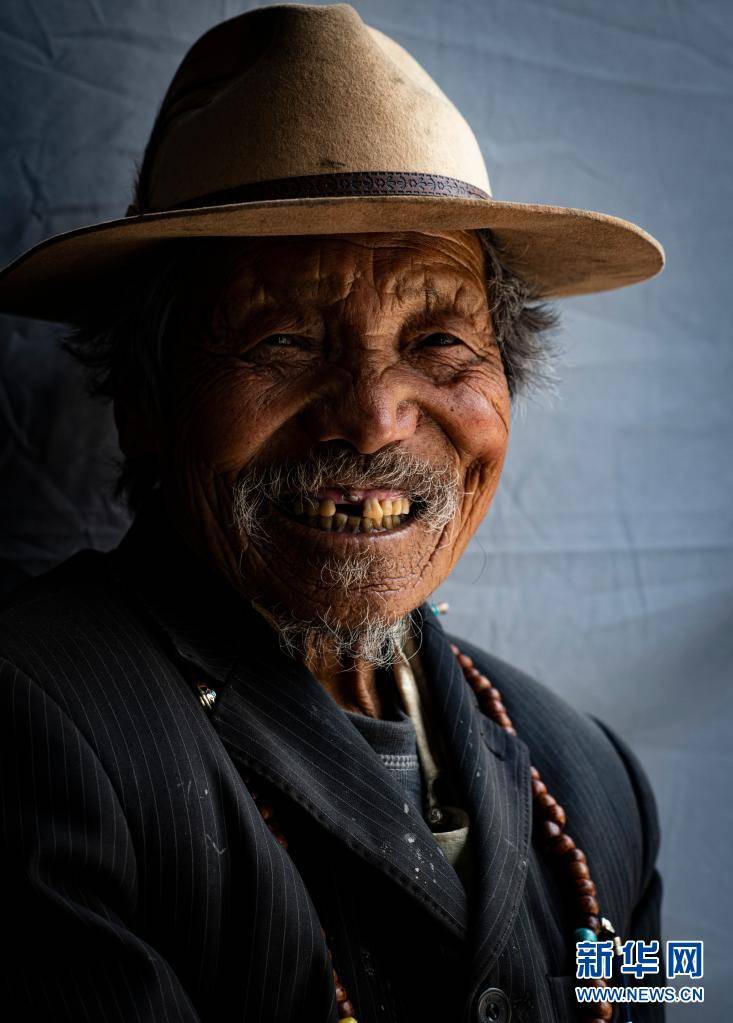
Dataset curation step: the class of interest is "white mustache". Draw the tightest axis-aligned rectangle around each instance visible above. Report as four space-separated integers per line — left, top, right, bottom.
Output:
231 448 462 543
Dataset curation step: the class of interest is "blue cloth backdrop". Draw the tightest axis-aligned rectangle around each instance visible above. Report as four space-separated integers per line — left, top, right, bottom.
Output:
1 1 730 1016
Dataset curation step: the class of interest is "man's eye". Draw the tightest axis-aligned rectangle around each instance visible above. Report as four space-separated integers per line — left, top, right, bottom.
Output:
247 333 313 356
259 333 298 347
419 333 464 348
239 333 313 363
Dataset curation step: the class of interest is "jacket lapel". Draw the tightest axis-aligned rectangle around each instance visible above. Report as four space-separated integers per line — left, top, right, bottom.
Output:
416 609 533 992
210 634 469 938
110 500 468 939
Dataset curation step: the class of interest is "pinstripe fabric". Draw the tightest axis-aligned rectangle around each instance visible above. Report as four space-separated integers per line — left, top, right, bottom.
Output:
1 500 663 1022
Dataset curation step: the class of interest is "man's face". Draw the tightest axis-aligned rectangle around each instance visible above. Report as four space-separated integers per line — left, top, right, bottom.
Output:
157 230 510 636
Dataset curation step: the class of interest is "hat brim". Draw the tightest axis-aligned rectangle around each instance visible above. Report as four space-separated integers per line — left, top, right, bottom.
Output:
0 194 664 323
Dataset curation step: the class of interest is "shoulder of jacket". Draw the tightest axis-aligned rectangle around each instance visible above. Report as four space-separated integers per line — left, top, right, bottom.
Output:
0 543 160 630
446 635 649 817
444 633 595 740
446 632 659 897
1 548 116 621
0 549 163 691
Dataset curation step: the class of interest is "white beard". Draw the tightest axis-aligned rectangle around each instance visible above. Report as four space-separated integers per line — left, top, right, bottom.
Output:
230 445 459 666
265 604 413 668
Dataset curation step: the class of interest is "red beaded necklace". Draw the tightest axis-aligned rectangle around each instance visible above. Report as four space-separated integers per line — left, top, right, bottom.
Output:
195 640 619 1023
448 643 616 1023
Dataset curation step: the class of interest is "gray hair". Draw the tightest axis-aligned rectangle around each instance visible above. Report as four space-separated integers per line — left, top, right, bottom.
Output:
63 230 559 509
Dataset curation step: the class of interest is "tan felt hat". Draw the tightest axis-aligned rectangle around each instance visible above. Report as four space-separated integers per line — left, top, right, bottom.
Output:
0 3 664 323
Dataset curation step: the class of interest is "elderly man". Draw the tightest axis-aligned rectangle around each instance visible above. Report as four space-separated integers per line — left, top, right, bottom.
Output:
0 5 665 1023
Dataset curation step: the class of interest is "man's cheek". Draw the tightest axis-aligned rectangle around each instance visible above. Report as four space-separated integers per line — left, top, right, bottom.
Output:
445 381 510 465
454 381 510 530
172 379 278 468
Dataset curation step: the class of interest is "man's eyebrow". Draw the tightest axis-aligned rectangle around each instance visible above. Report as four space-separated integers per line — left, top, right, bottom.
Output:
385 269 487 307
207 298 317 344
391 277 489 315
397 303 493 342
384 283 448 308
218 277 316 317
238 306 316 333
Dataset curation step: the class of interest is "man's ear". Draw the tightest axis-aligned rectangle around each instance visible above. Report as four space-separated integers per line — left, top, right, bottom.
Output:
113 398 158 458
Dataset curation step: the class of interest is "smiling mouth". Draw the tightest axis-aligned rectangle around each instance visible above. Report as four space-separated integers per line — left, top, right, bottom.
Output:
279 488 416 533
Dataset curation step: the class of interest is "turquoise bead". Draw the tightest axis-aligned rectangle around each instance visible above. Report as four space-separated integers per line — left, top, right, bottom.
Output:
574 927 597 943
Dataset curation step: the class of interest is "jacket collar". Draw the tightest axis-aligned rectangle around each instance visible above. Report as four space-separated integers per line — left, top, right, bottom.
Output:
418 610 533 991
110 496 531 970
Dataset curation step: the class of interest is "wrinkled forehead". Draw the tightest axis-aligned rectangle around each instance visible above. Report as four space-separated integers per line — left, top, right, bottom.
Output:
204 231 489 318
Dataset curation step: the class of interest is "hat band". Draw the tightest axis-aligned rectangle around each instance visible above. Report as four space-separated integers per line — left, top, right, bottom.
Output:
156 171 490 213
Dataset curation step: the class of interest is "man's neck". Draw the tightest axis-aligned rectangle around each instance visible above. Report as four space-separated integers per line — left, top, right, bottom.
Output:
302 645 394 718
248 599 412 718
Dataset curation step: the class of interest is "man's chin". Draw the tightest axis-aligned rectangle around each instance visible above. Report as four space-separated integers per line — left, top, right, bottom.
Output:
243 534 430 625
252 596 413 668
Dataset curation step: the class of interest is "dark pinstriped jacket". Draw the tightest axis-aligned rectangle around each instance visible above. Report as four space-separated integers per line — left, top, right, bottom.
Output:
1 501 663 1023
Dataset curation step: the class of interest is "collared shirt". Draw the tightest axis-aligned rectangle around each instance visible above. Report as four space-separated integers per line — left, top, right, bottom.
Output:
345 639 474 894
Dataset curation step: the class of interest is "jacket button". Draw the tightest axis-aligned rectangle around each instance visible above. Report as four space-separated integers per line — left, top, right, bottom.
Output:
476 987 511 1023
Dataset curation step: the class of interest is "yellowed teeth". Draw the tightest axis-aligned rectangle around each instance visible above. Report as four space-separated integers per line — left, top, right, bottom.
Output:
290 495 412 532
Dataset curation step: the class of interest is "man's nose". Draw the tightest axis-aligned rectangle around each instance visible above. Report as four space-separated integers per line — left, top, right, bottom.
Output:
301 359 419 454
